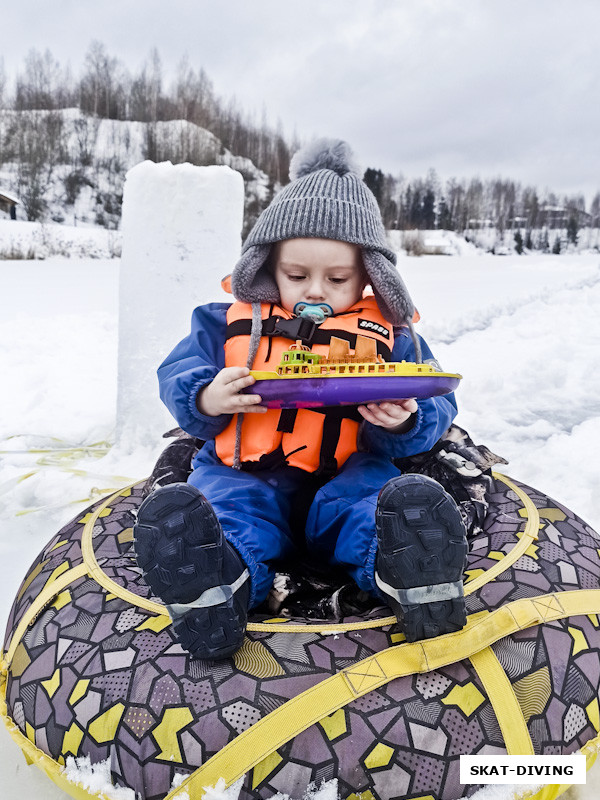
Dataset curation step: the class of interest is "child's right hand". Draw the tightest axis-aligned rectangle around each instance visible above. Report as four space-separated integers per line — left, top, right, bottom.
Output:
196 367 267 417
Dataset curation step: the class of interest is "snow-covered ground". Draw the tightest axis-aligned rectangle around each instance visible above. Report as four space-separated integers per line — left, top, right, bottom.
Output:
1 243 599 799
0 219 121 259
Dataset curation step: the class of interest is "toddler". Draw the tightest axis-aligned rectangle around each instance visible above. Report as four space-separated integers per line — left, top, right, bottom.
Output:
134 139 468 660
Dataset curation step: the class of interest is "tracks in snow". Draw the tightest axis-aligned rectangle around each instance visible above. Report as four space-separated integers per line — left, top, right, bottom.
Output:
423 265 600 347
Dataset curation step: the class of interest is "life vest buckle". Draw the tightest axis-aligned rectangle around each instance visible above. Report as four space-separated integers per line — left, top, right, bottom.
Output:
265 315 317 344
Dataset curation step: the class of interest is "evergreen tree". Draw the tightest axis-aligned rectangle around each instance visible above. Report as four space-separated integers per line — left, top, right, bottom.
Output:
363 168 384 204
400 185 412 230
438 196 452 230
514 231 524 254
567 214 579 246
523 187 539 229
422 187 436 229
552 235 561 254
525 230 533 250
409 187 423 228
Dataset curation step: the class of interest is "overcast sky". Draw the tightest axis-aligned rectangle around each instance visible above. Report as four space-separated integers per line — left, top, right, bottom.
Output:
2 0 599 201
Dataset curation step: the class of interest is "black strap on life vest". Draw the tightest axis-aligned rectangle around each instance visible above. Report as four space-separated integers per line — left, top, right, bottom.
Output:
311 406 364 477
277 409 298 433
226 315 315 343
241 405 362 478
276 405 363 478
238 444 291 472
225 317 392 360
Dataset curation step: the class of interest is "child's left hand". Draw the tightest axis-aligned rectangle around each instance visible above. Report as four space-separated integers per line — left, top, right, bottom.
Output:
357 398 418 432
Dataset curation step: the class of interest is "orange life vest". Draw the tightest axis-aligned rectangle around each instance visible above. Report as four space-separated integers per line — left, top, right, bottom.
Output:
214 297 395 474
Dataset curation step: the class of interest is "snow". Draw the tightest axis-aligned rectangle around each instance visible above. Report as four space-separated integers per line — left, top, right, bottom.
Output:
63 756 136 800
1 220 599 798
399 253 600 529
197 777 245 800
388 228 480 256
470 784 543 800
270 779 339 800
0 219 121 259
116 161 244 445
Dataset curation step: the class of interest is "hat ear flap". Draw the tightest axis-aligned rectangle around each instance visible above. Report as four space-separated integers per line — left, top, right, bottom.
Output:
230 244 280 305
361 250 415 328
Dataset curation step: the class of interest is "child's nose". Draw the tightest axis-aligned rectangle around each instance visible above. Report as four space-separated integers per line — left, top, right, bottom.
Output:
306 280 325 300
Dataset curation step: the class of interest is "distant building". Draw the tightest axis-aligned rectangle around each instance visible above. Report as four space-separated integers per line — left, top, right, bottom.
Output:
0 190 20 220
537 204 591 229
468 218 494 229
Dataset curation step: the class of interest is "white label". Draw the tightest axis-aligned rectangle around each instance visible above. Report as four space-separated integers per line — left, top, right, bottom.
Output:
460 755 586 784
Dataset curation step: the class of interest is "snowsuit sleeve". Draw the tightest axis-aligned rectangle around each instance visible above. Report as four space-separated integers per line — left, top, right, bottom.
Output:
157 302 231 440
360 327 458 459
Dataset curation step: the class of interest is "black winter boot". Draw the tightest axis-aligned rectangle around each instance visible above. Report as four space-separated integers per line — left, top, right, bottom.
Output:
133 483 250 660
375 474 468 641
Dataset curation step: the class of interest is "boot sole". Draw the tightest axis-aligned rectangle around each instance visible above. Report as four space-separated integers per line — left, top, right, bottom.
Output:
376 475 468 641
171 596 248 661
133 483 246 659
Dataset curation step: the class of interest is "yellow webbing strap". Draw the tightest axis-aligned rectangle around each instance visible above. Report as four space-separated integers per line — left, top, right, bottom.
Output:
80 483 168 617
463 471 539 595
470 647 534 755
80 484 396 628
163 589 600 799
2 481 139 667
2 471 541 652
4 563 88 666
79 471 540 633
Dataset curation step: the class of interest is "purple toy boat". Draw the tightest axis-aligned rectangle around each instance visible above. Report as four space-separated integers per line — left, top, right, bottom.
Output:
249 373 460 409
245 336 461 409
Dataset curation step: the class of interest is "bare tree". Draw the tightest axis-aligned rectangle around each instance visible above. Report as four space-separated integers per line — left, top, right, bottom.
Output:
15 48 71 110
130 47 164 123
11 110 64 219
590 193 600 228
0 57 6 110
79 40 125 118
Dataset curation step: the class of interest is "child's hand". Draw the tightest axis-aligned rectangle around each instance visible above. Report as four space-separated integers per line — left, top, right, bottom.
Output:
357 398 418 432
197 367 267 417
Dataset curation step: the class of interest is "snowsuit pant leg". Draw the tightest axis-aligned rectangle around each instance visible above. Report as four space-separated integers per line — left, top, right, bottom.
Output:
188 442 304 608
305 452 402 595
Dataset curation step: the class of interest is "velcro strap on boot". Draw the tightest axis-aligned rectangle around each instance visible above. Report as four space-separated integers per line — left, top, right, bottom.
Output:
375 573 464 605
167 569 250 618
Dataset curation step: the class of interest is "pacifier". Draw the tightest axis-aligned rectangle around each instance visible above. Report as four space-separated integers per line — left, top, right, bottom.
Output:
293 302 334 324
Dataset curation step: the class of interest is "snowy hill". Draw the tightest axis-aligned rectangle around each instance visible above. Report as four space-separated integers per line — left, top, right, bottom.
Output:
0 108 270 230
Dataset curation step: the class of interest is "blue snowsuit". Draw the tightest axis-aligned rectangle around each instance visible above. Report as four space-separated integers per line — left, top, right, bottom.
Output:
158 302 458 608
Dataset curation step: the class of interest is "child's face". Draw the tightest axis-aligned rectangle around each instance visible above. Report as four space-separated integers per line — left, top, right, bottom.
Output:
273 238 366 315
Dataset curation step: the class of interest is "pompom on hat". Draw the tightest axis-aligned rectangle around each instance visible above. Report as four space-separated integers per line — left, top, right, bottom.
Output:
230 138 416 329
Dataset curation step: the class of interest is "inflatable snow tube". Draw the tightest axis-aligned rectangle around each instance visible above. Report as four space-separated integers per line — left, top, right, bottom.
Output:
3 469 600 800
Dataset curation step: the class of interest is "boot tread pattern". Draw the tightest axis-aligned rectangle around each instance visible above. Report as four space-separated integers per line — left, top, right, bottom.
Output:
376 475 468 643
133 483 248 660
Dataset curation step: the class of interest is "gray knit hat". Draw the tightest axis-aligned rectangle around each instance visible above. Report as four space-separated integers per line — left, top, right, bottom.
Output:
230 138 415 328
